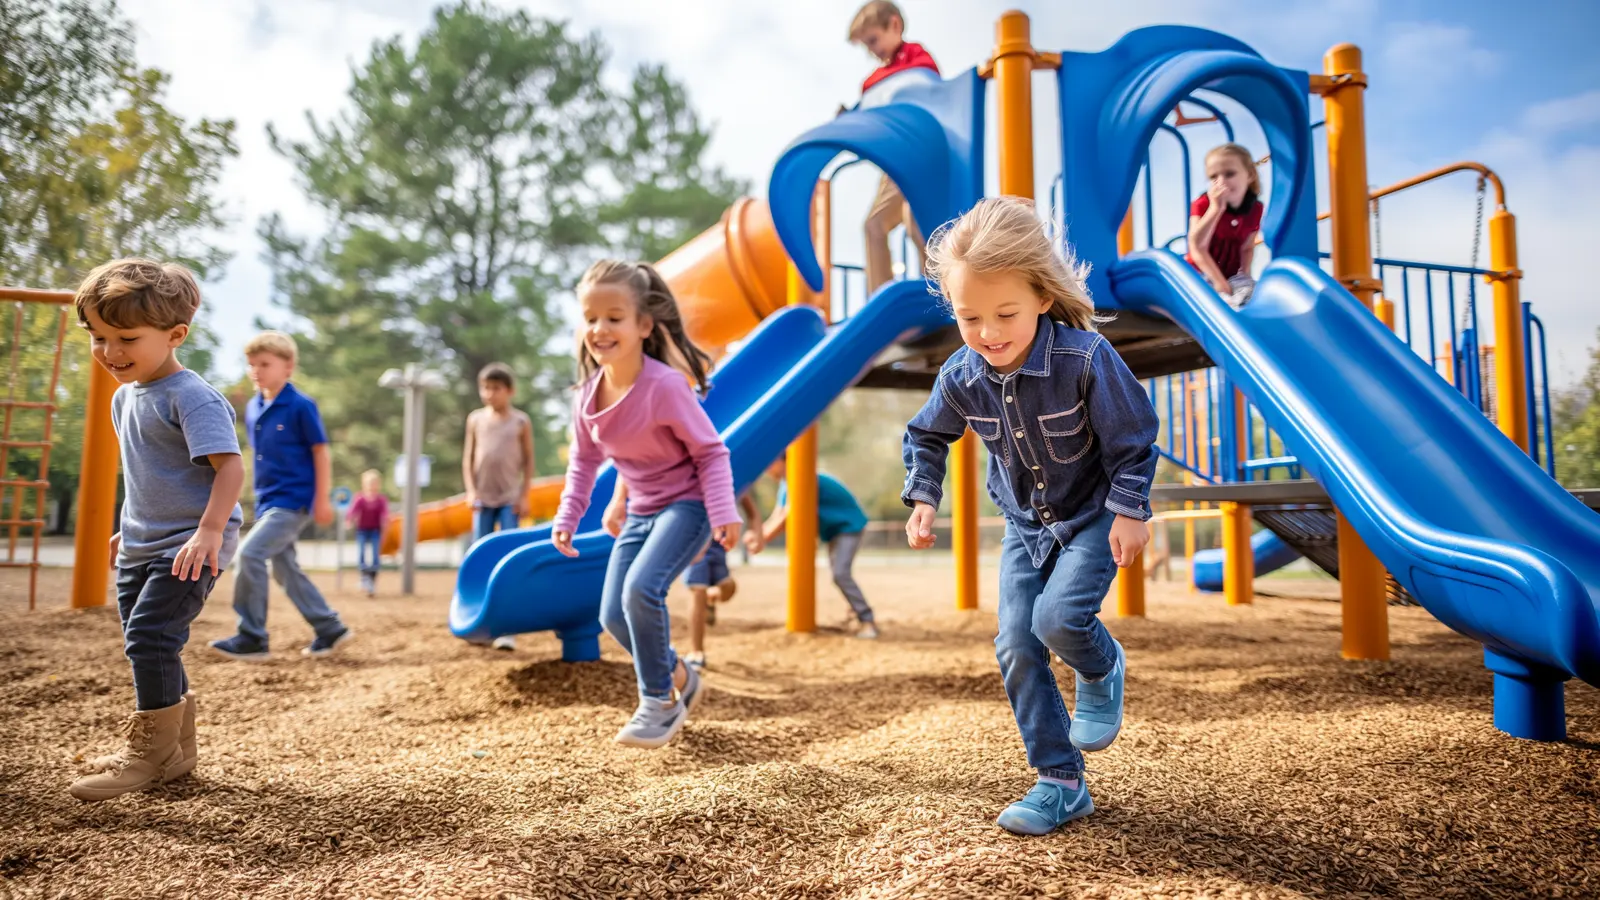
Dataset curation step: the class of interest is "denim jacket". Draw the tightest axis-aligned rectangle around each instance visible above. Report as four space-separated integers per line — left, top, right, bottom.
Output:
901 316 1160 568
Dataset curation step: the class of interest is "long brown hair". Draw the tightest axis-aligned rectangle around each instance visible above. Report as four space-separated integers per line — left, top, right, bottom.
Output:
575 260 713 394
924 196 1105 331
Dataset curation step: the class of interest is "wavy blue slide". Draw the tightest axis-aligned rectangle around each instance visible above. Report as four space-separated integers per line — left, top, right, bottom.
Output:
449 279 952 660
1193 531 1302 593
1112 250 1600 739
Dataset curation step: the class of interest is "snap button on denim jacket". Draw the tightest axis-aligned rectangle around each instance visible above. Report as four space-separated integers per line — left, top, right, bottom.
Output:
901 316 1161 568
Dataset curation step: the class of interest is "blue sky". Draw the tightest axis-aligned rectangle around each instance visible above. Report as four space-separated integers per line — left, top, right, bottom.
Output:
118 0 1599 384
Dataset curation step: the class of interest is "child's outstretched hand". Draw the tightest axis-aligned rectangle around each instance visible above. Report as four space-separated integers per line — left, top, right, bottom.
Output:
551 530 578 557
713 521 742 551
1108 514 1151 568
742 530 765 556
905 502 937 550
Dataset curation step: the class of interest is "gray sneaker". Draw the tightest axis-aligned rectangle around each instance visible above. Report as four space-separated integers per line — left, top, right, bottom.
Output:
614 695 687 749
491 635 517 651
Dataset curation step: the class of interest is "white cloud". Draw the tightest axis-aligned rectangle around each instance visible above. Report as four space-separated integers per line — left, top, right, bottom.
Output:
1524 88 1600 136
1378 21 1501 89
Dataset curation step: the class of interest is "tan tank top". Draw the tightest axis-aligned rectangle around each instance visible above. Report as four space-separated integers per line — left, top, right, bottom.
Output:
469 407 530 507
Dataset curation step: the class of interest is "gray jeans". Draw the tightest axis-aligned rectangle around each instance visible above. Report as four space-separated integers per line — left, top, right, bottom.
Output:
232 507 345 644
827 531 875 624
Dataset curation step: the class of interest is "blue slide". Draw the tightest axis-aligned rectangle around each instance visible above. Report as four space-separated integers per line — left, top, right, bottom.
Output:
449 279 952 659
1111 250 1600 739
1193 531 1302 593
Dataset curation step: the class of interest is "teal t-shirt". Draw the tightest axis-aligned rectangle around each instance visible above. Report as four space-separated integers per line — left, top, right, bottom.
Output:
777 473 868 541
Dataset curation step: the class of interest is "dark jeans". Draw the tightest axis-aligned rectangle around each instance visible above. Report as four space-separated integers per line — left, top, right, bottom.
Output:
117 561 220 711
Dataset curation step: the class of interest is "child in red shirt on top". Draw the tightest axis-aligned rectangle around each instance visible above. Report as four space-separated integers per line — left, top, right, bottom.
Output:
849 1 940 296
1186 143 1264 309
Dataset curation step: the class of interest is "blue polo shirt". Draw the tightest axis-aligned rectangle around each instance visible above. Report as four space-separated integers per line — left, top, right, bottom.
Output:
777 473 869 542
245 381 328 513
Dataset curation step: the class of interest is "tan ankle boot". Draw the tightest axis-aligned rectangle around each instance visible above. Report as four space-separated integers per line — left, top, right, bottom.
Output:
69 701 186 802
87 691 194 776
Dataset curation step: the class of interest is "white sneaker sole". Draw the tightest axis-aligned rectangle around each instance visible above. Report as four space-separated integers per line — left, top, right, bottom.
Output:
614 709 686 749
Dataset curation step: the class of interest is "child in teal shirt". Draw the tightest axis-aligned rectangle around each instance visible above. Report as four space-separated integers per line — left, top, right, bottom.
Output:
758 458 877 638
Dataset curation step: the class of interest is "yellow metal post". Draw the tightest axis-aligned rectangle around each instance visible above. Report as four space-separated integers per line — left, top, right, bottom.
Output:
956 9 1039 614
1321 43 1389 660
1115 201 1145 617
70 361 119 608
785 262 818 633
1337 511 1390 660
1488 209 1527 451
1221 502 1254 605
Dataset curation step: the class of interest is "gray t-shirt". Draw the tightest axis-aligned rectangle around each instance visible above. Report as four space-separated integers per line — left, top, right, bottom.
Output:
112 369 244 570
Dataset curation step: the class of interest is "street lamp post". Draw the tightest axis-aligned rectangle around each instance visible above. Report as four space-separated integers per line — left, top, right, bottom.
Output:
379 363 447 595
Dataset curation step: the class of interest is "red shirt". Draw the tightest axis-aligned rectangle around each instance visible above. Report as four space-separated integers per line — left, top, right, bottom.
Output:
861 41 940 92
1186 193 1263 280
346 493 389 532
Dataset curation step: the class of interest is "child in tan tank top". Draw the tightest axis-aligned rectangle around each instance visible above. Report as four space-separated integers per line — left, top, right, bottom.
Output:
463 362 535 650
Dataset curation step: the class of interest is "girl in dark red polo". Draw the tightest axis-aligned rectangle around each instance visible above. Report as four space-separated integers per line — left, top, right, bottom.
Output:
1187 143 1264 309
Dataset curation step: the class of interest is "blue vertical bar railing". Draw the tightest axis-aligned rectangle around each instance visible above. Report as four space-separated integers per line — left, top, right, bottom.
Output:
824 156 924 325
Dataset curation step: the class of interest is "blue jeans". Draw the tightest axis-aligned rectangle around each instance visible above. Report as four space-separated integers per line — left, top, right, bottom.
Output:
474 505 518 541
600 500 711 699
232 507 345 644
355 528 381 575
995 508 1120 779
117 562 219 710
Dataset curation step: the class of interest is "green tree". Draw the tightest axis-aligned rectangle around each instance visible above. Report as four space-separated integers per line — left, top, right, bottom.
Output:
0 0 237 530
261 1 745 499
1552 331 1600 488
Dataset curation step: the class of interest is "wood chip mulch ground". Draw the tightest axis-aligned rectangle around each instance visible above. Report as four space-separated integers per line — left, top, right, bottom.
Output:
1 563 1595 899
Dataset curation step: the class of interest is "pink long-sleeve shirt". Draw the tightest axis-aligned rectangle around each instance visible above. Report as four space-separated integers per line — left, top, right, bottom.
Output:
553 356 737 535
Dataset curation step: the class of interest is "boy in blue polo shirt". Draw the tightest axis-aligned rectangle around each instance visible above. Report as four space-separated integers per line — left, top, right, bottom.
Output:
211 331 352 660
758 457 878 638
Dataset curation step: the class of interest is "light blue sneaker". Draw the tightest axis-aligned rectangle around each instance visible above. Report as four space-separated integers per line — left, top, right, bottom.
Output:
614 695 686 749
1069 638 1125 751
996 779 1094 835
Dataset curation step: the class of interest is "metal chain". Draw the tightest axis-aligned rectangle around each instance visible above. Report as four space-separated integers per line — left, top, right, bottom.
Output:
1463 177 1486 331
1371 196 1382 260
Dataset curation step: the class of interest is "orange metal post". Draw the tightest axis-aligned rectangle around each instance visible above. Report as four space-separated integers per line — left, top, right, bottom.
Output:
1322 43 1389 660
71 361 119 608
785 262 818 633
1221 502 1254 606
1337 511 1390 660
1115 202 1145 617
1488 209 1527 451
960 9 1040 614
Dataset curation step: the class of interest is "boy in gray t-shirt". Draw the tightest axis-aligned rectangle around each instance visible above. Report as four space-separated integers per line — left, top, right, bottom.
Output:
68 259 244 804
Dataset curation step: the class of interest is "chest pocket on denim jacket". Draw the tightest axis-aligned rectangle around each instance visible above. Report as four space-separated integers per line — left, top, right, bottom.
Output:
965 415 1010 466
1038 403 1092 464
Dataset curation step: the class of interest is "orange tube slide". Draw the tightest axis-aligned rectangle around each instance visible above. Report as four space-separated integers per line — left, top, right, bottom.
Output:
380 197 791 555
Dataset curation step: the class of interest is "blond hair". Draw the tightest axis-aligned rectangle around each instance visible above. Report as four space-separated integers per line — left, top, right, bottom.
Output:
575 260 713 394
245 331 298 364
849 0 903 41
924 196 1102 332
360 469 382 488
1206 143 1262 197
74 258 201 331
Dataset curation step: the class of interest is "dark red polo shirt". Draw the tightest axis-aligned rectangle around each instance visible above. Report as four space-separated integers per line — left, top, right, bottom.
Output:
1187 192 1264 280
862 41 940 92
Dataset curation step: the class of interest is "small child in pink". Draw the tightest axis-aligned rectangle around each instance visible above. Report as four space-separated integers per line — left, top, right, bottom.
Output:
345 469 389 597
552 260 739 750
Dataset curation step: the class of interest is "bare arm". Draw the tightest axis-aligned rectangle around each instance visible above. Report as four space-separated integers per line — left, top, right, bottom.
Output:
202 453 245 535
1237 234 1258 280
462 415 477 495
739 494 760 524
311 444 334 525
762 502 788 544
519 418 535 490
1187 213 1231 293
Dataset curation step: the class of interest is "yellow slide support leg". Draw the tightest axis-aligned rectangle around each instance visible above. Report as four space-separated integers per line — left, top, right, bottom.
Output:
1221 501 1254 606
70 363 119 608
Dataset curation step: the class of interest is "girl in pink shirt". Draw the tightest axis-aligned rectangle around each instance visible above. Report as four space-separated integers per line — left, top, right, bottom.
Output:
552 260 740 749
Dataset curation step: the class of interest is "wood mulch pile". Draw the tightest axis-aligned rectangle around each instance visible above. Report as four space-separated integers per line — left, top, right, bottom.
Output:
1 562 1595 899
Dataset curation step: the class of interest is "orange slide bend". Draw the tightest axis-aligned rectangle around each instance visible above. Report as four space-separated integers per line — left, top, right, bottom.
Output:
380 198 791 555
